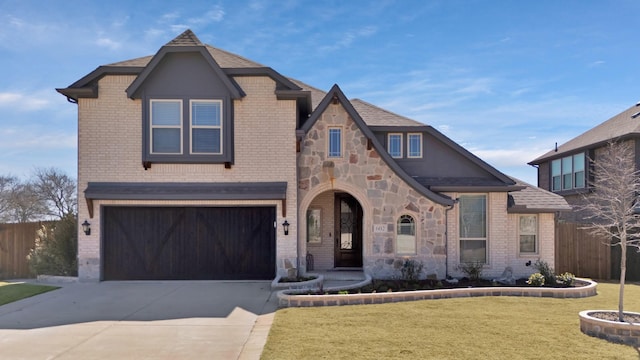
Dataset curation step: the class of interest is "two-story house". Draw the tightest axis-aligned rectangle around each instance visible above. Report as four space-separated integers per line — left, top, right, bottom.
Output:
529 102 640 222
57 30 569 282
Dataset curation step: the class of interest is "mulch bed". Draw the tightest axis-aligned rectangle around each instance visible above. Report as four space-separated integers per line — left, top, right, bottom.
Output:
589 311 640 324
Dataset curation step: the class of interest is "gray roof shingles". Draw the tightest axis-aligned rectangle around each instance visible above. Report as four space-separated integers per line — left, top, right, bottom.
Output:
531 102 640 164
78 30 568 212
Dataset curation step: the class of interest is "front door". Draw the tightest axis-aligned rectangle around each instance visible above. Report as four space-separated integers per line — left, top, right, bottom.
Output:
334 193 363 267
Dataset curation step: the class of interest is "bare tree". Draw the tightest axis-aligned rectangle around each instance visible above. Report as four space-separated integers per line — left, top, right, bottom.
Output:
32 167 77 219
0 175 18 221
6 182 47 223
579 140 640 322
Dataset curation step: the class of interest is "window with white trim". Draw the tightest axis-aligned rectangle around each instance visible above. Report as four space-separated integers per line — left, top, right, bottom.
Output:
519 215 537 254
190 100 222 154
459 194 487 263
396 215 416 255
388 133 403 158
328 127 342 157
150 100 182 154
551 153 585 192
408 133 422 158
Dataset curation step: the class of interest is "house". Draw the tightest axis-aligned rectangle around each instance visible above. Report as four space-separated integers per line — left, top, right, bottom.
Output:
57 30 569 282
529 102 640 222
529 102 640 280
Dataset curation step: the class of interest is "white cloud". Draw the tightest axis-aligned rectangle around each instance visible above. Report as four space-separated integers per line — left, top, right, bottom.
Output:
319 26 378 53
96 37 121 50
588 60 605 67
0 91 50 111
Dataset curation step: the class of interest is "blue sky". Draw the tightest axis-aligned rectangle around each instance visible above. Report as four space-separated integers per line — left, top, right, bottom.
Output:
1 1 639 185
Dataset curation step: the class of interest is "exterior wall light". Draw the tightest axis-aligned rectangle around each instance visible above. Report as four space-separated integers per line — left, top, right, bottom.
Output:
82 220 91 235
282 220 290 235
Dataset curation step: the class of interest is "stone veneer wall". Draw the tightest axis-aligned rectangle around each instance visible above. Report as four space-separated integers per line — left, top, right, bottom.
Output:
77 75 298 281
297 102 447 279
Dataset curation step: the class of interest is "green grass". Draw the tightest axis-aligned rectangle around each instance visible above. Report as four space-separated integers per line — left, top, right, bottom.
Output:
262 281 640 359
0 282 59 306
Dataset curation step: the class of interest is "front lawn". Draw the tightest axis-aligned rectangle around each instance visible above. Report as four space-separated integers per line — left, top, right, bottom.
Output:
0 282 59 306
262 281 640 359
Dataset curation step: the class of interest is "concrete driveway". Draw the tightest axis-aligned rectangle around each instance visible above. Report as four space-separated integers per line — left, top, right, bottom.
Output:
0 281 277 359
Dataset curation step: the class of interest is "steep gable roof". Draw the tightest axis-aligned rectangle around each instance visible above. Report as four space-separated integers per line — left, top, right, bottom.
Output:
125 30 244 99
530 101 640 164
301 84 454 206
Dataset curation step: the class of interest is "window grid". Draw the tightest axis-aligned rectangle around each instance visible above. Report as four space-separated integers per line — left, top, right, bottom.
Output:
150 99 182 155
459 194 487 264
408 133 422 158
328 127 342 157
388 133 403 158
396 214 416 255
551 153 586 192
190 100 223 154
519 215 538 254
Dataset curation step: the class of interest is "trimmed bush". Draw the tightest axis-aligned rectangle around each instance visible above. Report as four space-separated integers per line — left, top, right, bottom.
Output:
27 215 78 276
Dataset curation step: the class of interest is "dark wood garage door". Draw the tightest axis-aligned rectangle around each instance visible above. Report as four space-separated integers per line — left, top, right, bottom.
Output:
102 207 276 280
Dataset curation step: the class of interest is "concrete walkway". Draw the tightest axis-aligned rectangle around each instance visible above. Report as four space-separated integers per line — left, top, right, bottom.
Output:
0 281 277 359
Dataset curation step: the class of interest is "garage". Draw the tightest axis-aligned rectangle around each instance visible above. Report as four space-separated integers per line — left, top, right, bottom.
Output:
102 206 276 280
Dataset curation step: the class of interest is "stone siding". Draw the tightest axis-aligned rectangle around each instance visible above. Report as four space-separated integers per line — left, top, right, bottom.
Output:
77 75 298 280
297 102 447 279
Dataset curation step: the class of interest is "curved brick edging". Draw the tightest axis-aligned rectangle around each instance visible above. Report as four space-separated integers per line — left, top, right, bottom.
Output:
277 278 597 307
579 310 640 346
271 274 324 291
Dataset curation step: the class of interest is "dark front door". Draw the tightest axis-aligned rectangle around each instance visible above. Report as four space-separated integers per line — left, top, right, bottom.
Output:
334 193 363 268
102 206 276 280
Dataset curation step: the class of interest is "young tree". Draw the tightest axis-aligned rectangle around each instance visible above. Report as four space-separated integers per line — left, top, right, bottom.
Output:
579 140 640 322
32 167 77 219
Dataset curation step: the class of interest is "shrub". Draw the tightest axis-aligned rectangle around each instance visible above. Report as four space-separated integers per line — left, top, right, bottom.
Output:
457 261 484 282
400 259 424 282
526 272 545 286
533 260 555 285
555 272 575 287
27 215 78 276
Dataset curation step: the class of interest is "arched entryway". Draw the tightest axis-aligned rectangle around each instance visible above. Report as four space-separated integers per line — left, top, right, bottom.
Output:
301 187 367 271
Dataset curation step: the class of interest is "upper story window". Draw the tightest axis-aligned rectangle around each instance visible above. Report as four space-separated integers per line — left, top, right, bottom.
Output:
150 99 224 156
328 127 342 157
551 153 585 192
408 133 422 158
190 100 222 154
151 100 182 154
388 133 403 158
459 194 487 264
396 214 416 255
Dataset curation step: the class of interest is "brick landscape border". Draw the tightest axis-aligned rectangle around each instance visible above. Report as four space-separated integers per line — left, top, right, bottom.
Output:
579 310 640 346
277 278 597 307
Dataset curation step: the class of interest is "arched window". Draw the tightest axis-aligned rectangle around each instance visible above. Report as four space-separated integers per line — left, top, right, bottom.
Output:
397 215 416 255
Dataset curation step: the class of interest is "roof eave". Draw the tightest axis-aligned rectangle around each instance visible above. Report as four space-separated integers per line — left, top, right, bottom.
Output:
431 185 526 192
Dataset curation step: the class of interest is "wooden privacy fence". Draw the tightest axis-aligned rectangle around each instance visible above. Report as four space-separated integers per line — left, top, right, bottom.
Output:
555 221 611 280
0 222 48 280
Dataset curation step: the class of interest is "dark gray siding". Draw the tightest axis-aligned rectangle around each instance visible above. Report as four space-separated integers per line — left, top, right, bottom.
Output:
141 52 235 164
375 131 496 180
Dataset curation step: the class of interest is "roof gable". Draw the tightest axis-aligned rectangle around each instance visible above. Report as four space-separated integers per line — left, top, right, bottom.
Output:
126 30 243 99
302 84 454 206
530 101 640 164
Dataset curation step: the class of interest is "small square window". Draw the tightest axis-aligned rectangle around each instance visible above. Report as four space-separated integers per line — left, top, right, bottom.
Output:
408 133 422 158
328 127 342 157
388 133 402 158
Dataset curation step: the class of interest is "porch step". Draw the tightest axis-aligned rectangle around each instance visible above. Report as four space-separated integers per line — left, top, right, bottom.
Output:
316 269 365 281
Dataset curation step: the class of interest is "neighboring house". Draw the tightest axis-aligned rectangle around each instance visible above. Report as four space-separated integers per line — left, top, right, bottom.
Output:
529 102 640 222
57 30 569 282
